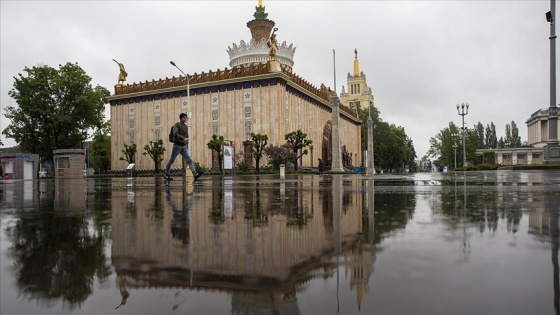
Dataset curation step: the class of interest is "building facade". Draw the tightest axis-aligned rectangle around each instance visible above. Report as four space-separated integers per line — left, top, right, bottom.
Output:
475 108 559 166
107 3 362 172
0 153 39 180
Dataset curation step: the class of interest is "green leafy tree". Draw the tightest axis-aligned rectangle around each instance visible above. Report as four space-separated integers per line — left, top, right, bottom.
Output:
482 151 496 164
508 121 522 147
143 139 166 174
498 136 505 149
357 103 381 152
428 122 479 166
505 123 512 146
250 133 268 174
207 134 225 171
375 122 415 172
284 130 312 171
406 137 418 172
464 128 480 165
3 62 109 165
120 143 137 164
485 122 498 149
475 122 485 149
89 121 111 174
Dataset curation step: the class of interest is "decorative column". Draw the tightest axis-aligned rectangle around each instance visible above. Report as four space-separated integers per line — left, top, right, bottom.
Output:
545 0 560 163
329 96 344 172
366 116 375 175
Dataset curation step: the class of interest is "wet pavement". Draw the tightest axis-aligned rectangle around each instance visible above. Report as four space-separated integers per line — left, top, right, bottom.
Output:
0 170 558 315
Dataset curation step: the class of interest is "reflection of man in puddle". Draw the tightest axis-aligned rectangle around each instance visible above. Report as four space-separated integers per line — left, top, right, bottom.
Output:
115 275 130 309
167 184 194 245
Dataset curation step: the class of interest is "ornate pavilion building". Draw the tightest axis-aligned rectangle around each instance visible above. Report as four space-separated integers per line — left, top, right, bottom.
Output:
107 2 362 172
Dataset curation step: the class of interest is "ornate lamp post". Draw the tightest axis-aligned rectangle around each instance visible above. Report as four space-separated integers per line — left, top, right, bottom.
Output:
452 132 459 170
170 61 190 114
366 101 375 175
456 103 469 167
545 1 560 163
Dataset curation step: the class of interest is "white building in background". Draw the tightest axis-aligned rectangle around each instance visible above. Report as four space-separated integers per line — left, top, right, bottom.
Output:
476 108 559 166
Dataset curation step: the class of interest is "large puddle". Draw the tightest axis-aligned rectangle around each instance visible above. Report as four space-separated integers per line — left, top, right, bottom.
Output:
0 171 558 315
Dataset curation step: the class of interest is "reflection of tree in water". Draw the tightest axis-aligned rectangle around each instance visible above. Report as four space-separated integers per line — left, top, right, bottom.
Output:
88 178 113 239
146 182 164 219
436 189 523 234
241 184 269 227
258 181 313 228
6 203 111 308
209 181 225 224
284 182 312 228
373 193 416 242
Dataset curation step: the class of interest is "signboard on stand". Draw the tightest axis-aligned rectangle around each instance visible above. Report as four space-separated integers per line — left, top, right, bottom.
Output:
223 145 233 169
222 140 236 175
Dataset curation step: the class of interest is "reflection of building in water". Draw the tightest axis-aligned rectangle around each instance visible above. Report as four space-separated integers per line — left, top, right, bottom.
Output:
349 179 375 310
1 181 39 209
527 193 559 236
2 178 87 217
54 179 86 214
111 177 376 312
347 241 375 310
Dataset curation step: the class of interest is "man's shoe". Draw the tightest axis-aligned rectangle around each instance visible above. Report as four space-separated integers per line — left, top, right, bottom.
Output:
194 171 204 180
163 175 173 181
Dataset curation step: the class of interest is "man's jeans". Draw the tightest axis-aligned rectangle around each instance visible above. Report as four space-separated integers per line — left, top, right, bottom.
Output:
164 144 197 176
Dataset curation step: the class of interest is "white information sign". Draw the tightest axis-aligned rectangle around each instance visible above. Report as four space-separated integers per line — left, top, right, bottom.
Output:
223 145 233 170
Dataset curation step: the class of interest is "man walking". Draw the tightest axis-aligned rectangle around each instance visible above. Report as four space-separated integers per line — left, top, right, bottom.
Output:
164 113 203 180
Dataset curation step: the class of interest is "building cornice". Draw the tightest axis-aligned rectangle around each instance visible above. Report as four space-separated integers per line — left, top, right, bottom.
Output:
107 62 361 124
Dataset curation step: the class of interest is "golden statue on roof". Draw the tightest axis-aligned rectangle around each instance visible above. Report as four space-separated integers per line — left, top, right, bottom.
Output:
267 27 278 58
112 59 128 84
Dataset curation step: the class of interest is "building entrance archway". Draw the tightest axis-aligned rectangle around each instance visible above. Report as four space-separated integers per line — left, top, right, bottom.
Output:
322 121 332 170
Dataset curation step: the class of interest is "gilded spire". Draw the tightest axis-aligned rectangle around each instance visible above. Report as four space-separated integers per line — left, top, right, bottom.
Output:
353 48 360 76
258 0 263 7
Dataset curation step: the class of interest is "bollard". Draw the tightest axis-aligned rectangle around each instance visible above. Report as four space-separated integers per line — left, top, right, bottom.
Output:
279 164 285 177
126 163 135 178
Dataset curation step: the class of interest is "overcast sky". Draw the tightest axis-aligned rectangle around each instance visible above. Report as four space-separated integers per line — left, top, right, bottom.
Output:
0 0 555 158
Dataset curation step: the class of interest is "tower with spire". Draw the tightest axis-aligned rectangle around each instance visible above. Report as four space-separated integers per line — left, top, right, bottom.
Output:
227 0 296 70
340 49 374 112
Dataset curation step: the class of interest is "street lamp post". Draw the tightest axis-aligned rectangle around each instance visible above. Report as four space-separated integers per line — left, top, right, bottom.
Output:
456 103 469 167
170 61 190 113
452 133 458 170
545 1 560 163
